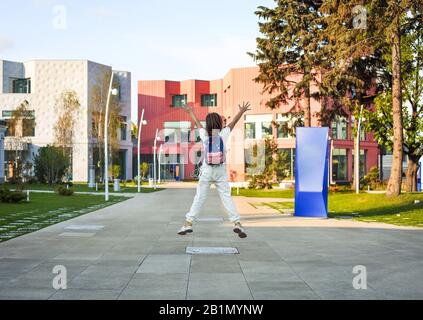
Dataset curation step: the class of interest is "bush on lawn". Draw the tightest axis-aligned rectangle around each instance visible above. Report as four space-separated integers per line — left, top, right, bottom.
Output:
33 145 70 184
56 186 74 196
0 187 26 203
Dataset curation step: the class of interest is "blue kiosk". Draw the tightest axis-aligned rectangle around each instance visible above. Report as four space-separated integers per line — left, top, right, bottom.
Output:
294 127 329 218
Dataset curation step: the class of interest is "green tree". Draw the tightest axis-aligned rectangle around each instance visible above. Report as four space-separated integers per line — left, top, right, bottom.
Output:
246 137 289 189
320 0 421 196
6 99 34 183
33 145 70 184
53 90 81 179
140 162 149 180
249 0 325 127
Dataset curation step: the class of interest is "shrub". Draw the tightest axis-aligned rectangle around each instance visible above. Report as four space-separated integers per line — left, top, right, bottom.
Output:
0 188 26 203
33 145 70 184
363 166 380 190
56 186 74 196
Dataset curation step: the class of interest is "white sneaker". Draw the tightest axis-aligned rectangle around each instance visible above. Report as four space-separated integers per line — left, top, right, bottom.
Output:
233 221 247 238
177 220 193 235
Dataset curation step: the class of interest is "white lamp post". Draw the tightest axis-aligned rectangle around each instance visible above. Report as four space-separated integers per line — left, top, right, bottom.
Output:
153 129 160 189
137 109 147 192
158 144 163 184
104 72 119 201
355 104 364 194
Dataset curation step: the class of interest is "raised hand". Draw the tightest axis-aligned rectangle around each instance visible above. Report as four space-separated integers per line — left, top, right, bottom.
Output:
238 101 251 113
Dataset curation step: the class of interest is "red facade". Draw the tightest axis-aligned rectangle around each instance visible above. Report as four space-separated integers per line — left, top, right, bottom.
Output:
137 66 379 182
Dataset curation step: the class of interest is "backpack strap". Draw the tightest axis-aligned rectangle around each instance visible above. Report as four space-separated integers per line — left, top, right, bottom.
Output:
208 136 212 153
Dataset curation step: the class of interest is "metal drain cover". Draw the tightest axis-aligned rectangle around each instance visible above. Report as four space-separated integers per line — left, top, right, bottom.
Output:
64 224 105 231
186 247 239 254
196 217 224 222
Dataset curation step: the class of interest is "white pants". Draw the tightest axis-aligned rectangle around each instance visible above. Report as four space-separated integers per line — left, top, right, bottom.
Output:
186 164 241 223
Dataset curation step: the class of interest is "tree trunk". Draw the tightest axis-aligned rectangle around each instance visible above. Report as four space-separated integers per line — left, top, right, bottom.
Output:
405 155 420 192
303 81 311 127
386 21 403 197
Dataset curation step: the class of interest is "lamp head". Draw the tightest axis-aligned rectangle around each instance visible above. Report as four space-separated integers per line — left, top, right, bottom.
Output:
142 120 147 125
111 88 119 96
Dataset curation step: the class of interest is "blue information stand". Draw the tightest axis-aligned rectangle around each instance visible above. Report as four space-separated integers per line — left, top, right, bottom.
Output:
418 159 422 192
294 127 329 218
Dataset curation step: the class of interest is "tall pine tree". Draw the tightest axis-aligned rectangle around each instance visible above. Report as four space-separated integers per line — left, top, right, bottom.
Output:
249 0 324 127
321 0 421 196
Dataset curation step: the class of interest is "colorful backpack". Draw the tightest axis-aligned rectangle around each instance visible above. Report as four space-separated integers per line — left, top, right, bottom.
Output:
206 135 225 165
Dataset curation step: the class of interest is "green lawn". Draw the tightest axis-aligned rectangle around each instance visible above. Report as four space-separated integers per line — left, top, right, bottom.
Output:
231 188 294 198
0 193 129 242
262 192 423 227
4 183 163 193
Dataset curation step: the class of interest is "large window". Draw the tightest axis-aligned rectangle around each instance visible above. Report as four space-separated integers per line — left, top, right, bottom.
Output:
331 117 348 140
120 116 127 141
261 121 273 138
279 148 295 179
2 110 35 137
164 121 191 143
352 149 367 179
194 121 206 142
22 118 35 137
12 78 31 93
201 94 217 107
244 122 256 139
171 94 187 107
244 114 273 140
332 148 348 181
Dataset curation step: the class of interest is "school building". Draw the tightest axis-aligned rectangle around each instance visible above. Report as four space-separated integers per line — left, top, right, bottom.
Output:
137 66 380 184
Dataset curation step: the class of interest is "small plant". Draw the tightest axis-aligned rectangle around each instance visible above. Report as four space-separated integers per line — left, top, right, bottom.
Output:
56 186 74 196
0 187 26 203
109 165 121 179
140 162 149 180
363 166 380 190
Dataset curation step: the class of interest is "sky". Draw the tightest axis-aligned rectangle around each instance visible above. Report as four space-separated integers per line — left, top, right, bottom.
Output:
0 0 275 121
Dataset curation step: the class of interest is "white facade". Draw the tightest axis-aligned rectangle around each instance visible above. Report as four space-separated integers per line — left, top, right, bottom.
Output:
0 121 5 183
0 59 132 182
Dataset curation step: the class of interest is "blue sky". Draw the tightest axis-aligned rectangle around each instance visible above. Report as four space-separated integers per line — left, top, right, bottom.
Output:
0 0 274 121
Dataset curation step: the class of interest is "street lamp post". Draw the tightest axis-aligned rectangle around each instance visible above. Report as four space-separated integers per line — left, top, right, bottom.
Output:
153 129 160 190
355 104 364 194
104 72 119 201
137 109 147 193
158 144 163 184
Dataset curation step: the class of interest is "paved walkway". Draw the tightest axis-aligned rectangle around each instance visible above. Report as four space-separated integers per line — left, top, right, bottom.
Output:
0 187 422 300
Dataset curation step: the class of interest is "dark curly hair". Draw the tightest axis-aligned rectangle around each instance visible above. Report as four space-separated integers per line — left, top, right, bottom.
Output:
205 112 223 136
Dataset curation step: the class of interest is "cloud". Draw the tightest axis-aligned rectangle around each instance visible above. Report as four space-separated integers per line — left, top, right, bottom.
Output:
0 36 13 52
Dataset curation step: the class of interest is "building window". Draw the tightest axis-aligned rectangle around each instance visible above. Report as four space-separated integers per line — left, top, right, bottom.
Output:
12 78 31 93
193 121 206 142
171 94 187 107
332 148 348 181
201 94 217 107
164 121 191 143
22 118 35 137
352 149 367 179
331 117 348 140
244 114 273 140
4 119 15 136
120 116 127 141
279 148 295 179
244 123 256 139
261 121 273 138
